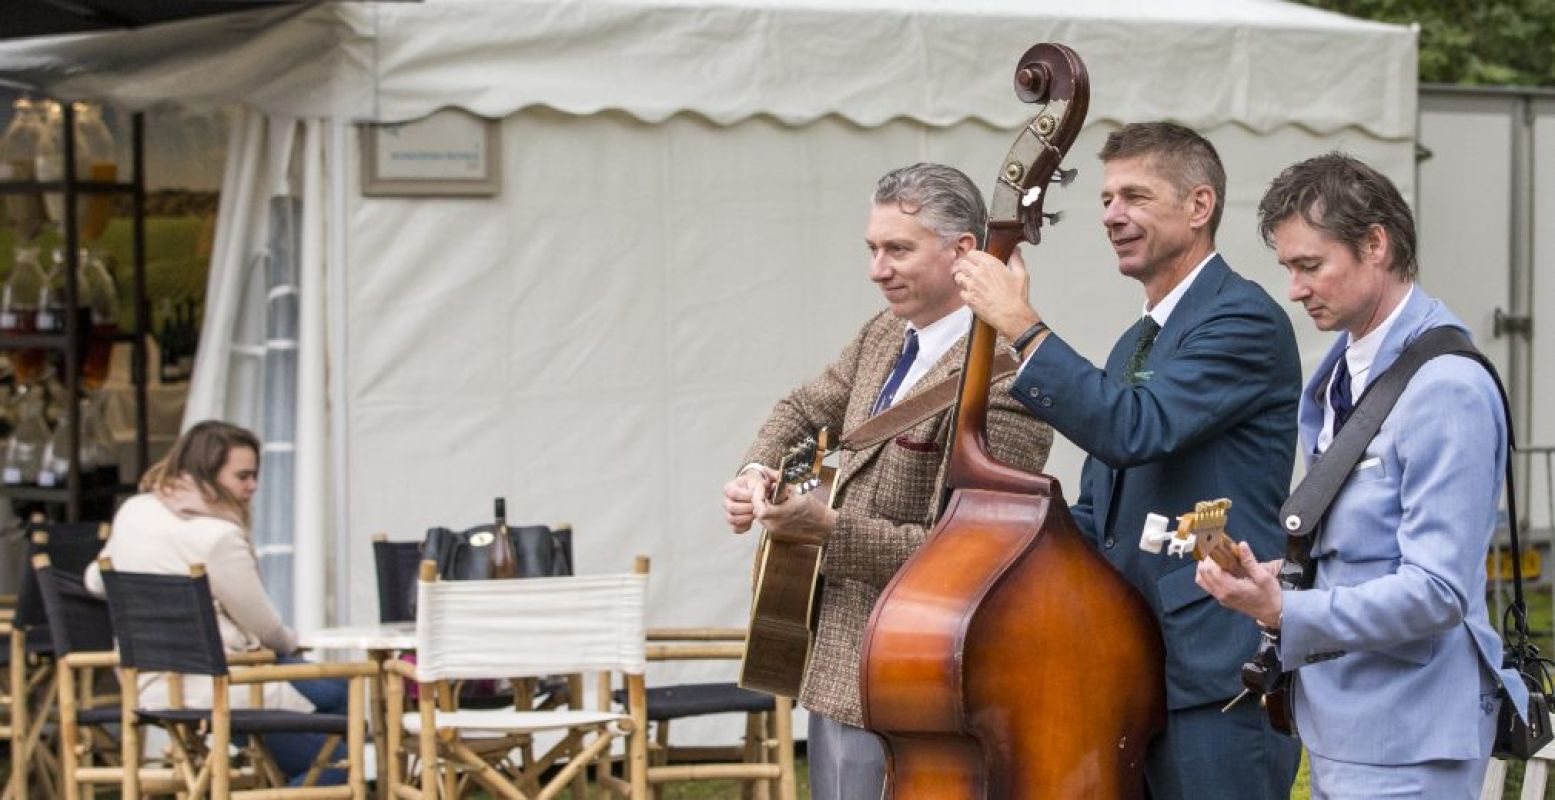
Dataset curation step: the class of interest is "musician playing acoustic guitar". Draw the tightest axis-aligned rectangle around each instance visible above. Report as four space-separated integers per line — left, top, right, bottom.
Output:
953 123 1302 800
1198 153 1528 799
722 163 1052 800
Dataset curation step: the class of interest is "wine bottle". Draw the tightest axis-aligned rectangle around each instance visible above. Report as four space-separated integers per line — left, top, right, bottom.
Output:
156 299 178 383
488 496 519 579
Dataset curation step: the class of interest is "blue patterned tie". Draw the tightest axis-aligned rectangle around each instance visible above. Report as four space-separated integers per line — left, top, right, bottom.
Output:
872 329 919 415
1330 356 1354 433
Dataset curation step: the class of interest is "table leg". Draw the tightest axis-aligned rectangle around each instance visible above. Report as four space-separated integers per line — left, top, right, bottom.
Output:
370 650 391 800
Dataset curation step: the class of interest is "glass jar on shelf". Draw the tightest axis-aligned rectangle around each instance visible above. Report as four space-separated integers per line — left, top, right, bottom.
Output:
3 389 50 485
33 101 63 231
73 102 119 242
38 395 115 488
0 98 47 242
38 247 119 390
1 245 49 386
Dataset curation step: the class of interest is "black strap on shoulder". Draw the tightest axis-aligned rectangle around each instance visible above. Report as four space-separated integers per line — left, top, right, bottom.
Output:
1279 327 1486 538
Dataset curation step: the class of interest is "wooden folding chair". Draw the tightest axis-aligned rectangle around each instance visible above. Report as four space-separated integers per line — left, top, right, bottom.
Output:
635 628 797 800
32 551 192 799
2 521 112 800
99 558 375 799
384 557 650 799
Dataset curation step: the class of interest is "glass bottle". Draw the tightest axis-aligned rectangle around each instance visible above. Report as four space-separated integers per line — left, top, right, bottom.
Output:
489 497 519 579
176 299 198 380
3 389 50 485
0 98 46 242
38 248 120 389
73 103 118 242
79 250 119 391
1 246 48 385
38 395 114 488
155 298 178 383
33 101 63 231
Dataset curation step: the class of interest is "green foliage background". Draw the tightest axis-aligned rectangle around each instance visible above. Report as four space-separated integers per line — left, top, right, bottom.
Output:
1296 0 1555 87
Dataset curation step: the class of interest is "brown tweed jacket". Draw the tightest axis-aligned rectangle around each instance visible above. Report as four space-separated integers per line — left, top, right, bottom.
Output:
742 308 1053 726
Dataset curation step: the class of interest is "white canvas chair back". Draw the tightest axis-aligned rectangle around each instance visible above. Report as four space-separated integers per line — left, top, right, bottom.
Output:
414 572 647 681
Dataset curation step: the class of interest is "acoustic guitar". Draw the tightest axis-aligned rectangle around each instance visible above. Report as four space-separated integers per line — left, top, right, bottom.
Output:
739 429 838 698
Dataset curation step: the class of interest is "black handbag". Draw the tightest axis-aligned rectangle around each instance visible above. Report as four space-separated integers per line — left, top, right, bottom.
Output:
1490 425 1555 760
423 523 573 581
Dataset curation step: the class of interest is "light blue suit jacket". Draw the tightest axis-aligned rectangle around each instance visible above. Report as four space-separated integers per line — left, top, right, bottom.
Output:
1280 287 1528 765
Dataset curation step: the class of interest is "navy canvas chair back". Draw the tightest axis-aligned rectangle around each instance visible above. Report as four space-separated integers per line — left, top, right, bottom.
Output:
372 537 423 623
14 522 108 634
100 567 228 677
33 561 114 657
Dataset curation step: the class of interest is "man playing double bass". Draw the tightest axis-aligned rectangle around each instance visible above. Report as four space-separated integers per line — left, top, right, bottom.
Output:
722 162 1052 800
954 122 1302 799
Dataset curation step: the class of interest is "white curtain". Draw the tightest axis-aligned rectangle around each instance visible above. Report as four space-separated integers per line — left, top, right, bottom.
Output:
185 108 333 632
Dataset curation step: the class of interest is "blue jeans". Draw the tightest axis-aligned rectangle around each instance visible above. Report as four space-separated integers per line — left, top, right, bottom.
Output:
263 654 349 786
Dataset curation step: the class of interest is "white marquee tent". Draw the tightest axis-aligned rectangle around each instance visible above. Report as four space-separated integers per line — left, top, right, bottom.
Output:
0 0 1416 733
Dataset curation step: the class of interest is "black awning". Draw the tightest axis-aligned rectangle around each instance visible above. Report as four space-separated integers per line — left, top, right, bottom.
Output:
0 0 305 40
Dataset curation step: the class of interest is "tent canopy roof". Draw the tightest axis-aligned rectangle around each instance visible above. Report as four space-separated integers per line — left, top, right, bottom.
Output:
0 0 1417 137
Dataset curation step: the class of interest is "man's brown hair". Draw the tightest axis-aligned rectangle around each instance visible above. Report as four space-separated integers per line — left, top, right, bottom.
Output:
1099 122 1227 237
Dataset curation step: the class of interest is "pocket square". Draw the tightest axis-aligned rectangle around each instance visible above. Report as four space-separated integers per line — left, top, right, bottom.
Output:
893 436 941 454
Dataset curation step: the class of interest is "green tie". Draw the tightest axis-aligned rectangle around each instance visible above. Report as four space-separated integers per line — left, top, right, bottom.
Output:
1125 316 1160 385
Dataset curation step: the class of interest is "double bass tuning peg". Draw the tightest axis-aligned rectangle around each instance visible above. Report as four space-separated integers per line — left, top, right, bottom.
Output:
1042 211 1064 226
1052 167 1078 187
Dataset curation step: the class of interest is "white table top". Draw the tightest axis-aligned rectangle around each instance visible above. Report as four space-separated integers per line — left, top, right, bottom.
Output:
298 621 417 651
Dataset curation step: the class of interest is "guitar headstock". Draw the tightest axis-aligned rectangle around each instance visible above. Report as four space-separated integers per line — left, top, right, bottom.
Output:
987 43 1090 252
1139 498 1245 576
769 427 831 503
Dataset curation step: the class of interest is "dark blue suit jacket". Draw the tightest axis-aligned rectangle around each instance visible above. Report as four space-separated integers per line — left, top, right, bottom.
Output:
1011 255 1300 710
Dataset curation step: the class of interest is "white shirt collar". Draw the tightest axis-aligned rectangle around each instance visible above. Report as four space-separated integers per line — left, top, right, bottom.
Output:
1316 283 1415 453
1340 282 1415 397
1143 252 1216 327
897 305 971 398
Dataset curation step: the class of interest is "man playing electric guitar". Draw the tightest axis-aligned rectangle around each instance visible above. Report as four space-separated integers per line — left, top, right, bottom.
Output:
1197 154 1528 798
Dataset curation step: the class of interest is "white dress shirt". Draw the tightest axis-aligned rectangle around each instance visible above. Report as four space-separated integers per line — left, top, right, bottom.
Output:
1143 251 1216 326
1316 284 1415 453
890 305 972 403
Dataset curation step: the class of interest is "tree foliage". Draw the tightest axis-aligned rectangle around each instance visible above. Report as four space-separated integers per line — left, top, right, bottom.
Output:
1295 0 1555 87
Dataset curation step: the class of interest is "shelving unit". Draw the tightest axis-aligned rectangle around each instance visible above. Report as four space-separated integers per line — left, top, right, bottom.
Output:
0 106 149 522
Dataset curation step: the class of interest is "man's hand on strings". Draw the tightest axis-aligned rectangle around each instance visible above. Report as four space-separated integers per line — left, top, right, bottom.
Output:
1196 541 1284 628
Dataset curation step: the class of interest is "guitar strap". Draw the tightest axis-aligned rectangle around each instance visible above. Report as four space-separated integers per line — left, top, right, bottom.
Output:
1279 326 1488 540
838 352 1020 452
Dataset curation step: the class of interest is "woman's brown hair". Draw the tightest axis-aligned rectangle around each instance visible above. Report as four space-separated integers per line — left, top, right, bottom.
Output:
140 420 261 526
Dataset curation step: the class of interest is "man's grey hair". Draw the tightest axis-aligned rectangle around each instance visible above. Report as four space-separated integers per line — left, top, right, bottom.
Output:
872 163 987 247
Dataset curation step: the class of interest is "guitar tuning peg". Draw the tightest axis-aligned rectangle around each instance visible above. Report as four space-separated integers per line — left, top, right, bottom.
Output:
1042 211 1064 226
1052 167 1077 187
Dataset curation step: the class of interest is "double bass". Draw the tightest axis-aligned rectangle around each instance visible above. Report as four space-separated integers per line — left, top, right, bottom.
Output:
860 43 1166 798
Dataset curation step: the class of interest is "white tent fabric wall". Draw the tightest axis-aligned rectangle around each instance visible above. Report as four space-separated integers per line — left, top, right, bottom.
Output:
338 111 1414 743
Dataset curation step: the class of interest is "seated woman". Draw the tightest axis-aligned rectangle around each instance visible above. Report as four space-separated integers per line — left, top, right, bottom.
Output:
86 419 346 786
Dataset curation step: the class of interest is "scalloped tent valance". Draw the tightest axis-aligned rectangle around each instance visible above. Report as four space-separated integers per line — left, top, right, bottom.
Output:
0 0 1416 138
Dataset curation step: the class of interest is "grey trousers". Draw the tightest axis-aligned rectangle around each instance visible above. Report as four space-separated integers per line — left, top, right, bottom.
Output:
808 712 886 800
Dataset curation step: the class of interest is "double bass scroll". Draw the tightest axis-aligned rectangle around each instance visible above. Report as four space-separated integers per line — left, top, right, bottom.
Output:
860 43 1166 799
